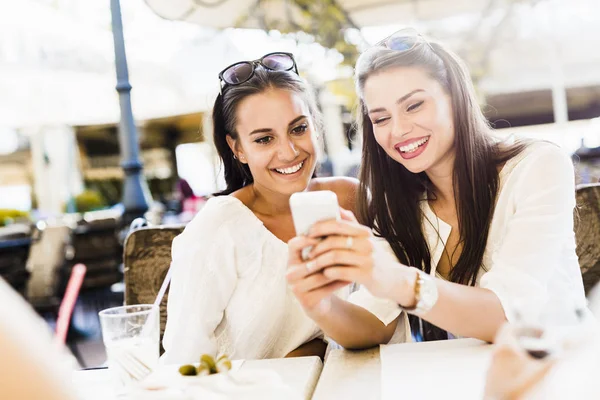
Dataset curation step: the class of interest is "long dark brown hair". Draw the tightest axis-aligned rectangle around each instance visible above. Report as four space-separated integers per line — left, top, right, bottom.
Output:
212 68 321 196
355 37 528 340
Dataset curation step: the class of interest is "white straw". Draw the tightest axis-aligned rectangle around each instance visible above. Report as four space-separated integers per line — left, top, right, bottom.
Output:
154 264 173 309
141 264 172 337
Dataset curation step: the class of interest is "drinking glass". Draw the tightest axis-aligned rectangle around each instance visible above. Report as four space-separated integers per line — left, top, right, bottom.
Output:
99 304 159 394
511 297 588 359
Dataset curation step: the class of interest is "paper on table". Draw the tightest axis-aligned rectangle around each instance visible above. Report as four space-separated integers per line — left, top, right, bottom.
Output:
380 339 494 400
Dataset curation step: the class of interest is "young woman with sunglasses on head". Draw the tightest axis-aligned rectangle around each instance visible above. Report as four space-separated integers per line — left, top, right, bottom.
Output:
288 30 587 343
162 53 402 364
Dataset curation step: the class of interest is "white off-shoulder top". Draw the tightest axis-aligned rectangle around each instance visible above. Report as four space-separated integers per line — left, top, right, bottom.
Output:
162 196 404 363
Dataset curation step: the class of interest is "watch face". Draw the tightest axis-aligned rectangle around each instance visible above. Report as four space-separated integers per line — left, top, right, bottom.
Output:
419 276 438 308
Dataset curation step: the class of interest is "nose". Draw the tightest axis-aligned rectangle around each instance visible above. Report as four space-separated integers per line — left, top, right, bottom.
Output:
392 117 413 138
278 138 300 162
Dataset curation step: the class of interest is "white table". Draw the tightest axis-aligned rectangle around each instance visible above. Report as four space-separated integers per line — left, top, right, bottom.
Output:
312 338 492 400
73 356 323 400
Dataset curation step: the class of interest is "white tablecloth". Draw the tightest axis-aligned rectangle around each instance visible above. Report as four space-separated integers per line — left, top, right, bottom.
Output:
313 338 492 400
73 356 322 400
380 338 492 399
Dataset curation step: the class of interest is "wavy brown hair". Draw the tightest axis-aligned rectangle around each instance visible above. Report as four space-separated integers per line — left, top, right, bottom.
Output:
355 37 528 340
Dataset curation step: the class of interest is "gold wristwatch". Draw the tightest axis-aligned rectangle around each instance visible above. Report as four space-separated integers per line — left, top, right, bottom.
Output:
402 269 438 316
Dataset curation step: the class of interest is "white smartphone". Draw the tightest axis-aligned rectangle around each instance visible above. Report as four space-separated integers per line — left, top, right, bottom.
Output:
290 190 341 260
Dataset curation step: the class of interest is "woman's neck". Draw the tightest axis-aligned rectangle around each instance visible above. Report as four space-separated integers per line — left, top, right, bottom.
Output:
425 154 455 205
249 183 293 216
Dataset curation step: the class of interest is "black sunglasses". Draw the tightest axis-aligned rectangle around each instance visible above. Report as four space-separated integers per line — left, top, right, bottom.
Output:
218 52 299 93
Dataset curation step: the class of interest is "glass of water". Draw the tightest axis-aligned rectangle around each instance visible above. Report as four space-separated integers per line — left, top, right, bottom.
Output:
99 304 159 394
512 297 588 360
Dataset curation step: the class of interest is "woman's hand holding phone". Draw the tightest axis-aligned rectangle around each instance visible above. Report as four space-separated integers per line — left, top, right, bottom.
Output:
286 233 348 317
294 208 414 306
302 208 378 285
287 190 350 317
286 191 412 315
286 206 376 317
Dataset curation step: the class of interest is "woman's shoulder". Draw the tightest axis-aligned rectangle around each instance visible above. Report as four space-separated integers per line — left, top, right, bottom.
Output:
182 195 260 236
518 140 568 159
171 194 276 270
498 140 575 202
310 177 359 211
501 140 572 179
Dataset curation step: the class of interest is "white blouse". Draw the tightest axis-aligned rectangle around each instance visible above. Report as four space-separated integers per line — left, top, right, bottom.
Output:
420 141 586 325
162 196 403 364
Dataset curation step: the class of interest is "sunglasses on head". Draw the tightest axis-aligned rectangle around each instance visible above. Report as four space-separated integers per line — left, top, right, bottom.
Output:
218 52 298 93
375 27 435 53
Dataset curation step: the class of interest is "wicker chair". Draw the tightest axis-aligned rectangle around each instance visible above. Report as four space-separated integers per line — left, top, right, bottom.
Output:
26 224 72 313
123 224 185 352
575 183 600 295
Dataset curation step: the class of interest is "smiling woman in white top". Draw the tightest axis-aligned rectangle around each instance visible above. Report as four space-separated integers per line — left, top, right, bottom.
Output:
162 53 402 364
286 30 586 344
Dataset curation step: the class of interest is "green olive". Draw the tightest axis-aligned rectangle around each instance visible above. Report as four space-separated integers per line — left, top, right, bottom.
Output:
178 364 197 376
215 354 231 372
200 354 218 374
216 358 232 372
196 363 211 376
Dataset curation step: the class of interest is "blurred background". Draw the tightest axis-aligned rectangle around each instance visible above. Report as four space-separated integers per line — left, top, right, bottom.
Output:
1 0 599 367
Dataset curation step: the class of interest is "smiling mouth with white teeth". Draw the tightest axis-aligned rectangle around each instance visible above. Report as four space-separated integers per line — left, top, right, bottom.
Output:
274 160 304 175
398 137 429 153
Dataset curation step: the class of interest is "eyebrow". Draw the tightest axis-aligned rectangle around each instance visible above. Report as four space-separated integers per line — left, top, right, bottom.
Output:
249 115 307 136
367 89 425 115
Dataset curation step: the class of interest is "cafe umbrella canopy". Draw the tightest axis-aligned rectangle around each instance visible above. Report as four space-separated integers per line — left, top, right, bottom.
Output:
143 0 490 29
142 0 490 67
